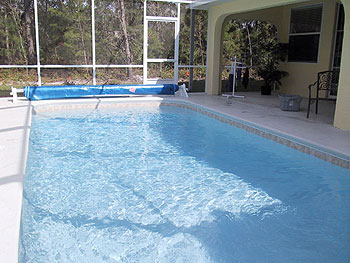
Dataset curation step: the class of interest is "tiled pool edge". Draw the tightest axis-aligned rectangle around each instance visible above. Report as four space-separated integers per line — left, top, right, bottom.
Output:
31 98 349 169
161 100 350 169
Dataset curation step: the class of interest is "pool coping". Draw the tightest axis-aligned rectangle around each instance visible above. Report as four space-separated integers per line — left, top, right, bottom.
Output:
2 95 349 263
162 99 350 169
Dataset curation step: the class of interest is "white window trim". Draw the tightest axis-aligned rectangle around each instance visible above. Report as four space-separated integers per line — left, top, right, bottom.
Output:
288 4 324 64
331 3 344 71
329 3 344 99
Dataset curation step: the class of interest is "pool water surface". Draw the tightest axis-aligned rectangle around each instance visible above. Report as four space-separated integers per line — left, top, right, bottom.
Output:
20 106 350 262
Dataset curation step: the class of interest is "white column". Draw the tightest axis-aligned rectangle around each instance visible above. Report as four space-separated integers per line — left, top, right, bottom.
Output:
174 2 180 83
143 0 148 84
189 8 195 90
91 0 96 85
34 0 41 85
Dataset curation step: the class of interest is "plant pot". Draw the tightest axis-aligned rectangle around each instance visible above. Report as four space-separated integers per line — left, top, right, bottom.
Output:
261 85 271 95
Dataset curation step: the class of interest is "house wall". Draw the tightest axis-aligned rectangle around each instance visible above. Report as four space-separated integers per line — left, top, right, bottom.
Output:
278 1 338 98
334 0 350 130
205 0 307 96
205 0 350 130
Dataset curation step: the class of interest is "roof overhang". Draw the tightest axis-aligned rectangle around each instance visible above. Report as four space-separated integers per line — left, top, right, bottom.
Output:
149 0 231 10
189 0 235 10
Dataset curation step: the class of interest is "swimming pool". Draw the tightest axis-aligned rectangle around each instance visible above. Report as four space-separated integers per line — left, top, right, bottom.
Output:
20 105 350 262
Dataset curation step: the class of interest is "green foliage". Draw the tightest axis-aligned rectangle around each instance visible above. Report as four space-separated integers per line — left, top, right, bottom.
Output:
223 20 281 67
95 0 144 65
38 0 92 64
179 8 207 66
256 42 288 87
257 64 288 87
0 0 208 86
0 1 285 89
222 19 288 88
223 20 243 65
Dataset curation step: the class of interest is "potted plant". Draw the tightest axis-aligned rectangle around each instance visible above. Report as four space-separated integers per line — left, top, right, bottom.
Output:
257 44 288 95
257 62 288 95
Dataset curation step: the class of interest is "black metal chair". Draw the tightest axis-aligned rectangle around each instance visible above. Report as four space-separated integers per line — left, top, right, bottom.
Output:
307 70 339 118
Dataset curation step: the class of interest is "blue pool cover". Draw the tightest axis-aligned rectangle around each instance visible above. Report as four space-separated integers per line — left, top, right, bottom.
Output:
24 84 179 101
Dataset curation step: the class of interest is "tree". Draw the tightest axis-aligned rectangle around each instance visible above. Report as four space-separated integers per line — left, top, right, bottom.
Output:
1 6 11 64
223 19 279 69
24 0 35 64
118 0 133 77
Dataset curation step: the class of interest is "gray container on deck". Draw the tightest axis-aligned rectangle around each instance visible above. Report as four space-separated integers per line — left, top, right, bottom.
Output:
279 94 302 111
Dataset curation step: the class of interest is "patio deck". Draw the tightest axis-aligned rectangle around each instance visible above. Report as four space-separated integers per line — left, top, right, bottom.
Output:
189 92 349 156
0 93 349 262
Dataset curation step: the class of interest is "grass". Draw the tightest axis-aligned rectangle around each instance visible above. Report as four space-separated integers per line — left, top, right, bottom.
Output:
179 79 264 93
0 77 264 98
0 90 11 97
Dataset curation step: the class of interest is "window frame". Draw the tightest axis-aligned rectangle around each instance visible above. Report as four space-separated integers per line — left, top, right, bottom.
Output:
329 3 344 98
331 3 344 70
288 4 324 63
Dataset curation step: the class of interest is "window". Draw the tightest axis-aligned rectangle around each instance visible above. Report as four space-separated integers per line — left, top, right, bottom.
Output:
288 5 323 63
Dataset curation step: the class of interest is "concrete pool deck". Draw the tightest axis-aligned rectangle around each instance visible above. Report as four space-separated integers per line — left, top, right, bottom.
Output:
0 93 349 262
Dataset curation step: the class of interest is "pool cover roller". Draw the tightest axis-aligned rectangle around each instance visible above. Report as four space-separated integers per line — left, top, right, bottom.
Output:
24 84 179 101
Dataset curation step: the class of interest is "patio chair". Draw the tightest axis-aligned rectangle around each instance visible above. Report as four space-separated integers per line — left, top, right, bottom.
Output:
307 70 339 118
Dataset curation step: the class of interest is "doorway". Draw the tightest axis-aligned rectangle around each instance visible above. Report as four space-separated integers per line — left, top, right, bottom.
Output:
330 3 344 98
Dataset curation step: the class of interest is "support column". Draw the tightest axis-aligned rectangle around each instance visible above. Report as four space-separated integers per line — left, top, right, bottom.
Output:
143 0 148 84
189 9 195 91
205 12 226 95
174 2 180 83
33 0 41 85
334 1 350 131
91 0 96 85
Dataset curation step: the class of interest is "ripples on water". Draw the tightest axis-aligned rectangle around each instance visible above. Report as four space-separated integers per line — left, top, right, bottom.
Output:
20 107 350 263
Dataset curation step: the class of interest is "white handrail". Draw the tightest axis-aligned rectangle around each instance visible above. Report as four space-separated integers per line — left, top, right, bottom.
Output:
152 0 194 3
145 16 178 22
178 65 206 68
0 64 143 69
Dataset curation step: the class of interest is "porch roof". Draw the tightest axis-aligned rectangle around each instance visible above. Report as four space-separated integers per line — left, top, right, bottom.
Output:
190 0 232 9
189 0 308 10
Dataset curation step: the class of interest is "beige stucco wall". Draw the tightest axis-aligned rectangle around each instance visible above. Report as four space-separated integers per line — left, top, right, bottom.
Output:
279 1 338 97
334 0 350 130
205 0 350 130
205 0 307 95
221 7 285 93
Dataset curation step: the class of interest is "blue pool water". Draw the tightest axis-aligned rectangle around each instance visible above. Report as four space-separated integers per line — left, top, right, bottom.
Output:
20 106 350 262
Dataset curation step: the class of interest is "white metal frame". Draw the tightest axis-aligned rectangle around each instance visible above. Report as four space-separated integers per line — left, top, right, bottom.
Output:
91 0 96 85
0 0 201 87
143 0 181 84
34 0 41 85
